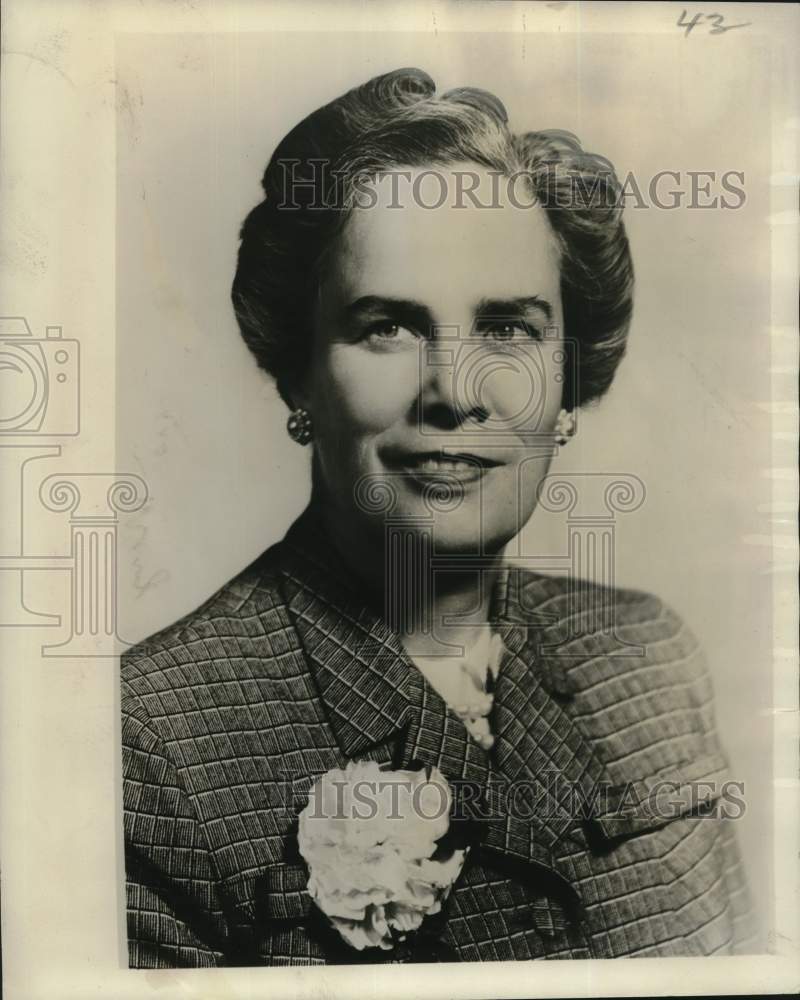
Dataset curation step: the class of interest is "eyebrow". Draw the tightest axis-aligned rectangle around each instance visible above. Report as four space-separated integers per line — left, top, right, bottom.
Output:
343 296 432 330
344 294 553 326
474 296 553 321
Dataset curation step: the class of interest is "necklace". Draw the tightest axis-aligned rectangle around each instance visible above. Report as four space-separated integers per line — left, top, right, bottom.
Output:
410 631 505 750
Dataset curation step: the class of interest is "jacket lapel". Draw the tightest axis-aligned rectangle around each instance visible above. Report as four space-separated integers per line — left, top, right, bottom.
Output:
275 510 613 877
277 507 415 763
493 566 615 833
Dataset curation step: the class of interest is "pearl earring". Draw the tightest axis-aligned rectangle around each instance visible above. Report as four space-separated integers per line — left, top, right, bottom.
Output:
554 408 576 446
287 408 313 445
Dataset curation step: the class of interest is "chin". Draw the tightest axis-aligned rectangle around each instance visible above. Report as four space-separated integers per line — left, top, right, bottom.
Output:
349 475 529 556
419 508 519 557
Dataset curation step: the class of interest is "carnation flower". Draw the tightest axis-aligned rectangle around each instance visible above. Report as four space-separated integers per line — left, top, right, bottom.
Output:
297 760 467 951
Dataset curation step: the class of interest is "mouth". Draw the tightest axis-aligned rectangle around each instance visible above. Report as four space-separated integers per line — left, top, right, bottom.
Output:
382 449 503 485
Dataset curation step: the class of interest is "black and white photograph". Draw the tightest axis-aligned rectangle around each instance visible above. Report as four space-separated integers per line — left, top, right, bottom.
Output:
1 2 798 998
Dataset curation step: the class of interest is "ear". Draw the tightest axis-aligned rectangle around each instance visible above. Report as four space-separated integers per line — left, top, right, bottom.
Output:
278 373 311 413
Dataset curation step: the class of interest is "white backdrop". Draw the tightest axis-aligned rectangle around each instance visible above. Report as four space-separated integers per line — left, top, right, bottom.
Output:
115 29 777 931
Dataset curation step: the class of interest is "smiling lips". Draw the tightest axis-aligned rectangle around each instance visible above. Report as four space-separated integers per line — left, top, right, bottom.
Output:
383 449 503 486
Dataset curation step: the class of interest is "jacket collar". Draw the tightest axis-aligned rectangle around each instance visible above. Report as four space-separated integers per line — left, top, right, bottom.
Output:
276 504 416 759
274 506 613 860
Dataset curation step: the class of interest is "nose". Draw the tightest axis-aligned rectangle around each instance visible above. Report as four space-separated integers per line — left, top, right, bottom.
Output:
416 339 489 430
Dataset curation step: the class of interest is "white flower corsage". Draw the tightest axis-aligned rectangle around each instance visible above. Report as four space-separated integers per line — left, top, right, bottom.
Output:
298 760 467 951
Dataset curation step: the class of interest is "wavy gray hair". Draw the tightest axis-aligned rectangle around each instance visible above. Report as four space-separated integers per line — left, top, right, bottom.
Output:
232 67 634 411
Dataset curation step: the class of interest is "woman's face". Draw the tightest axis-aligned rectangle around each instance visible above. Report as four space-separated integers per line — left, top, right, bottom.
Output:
297 163 566 555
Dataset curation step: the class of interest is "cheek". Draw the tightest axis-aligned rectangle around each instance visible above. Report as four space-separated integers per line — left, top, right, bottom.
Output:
478 346 564 433
319 344 419 434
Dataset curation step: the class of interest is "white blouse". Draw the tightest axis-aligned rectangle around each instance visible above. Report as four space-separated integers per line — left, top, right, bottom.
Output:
408 630 504 750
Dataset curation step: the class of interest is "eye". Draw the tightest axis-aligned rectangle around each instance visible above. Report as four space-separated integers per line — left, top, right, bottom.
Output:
476 320 542 342
362 321 418 348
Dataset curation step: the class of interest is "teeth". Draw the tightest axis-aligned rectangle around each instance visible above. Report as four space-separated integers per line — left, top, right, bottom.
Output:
412 458 476 472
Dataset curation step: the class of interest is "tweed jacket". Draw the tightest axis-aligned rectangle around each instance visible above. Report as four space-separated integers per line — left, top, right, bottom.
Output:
121 506 758 967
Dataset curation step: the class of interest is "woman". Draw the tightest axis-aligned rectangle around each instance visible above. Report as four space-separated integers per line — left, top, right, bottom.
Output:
121 68 757 965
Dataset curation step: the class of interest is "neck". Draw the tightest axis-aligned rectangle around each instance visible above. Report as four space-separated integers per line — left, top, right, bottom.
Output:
311 489 506 660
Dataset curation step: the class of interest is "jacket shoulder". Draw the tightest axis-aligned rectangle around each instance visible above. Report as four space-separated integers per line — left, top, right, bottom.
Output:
120 541 291 693
513 570 725 774
512 569 710 698
513 569 695 639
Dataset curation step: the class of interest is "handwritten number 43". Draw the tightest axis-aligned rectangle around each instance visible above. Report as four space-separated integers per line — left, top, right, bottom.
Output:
677 11 751 36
